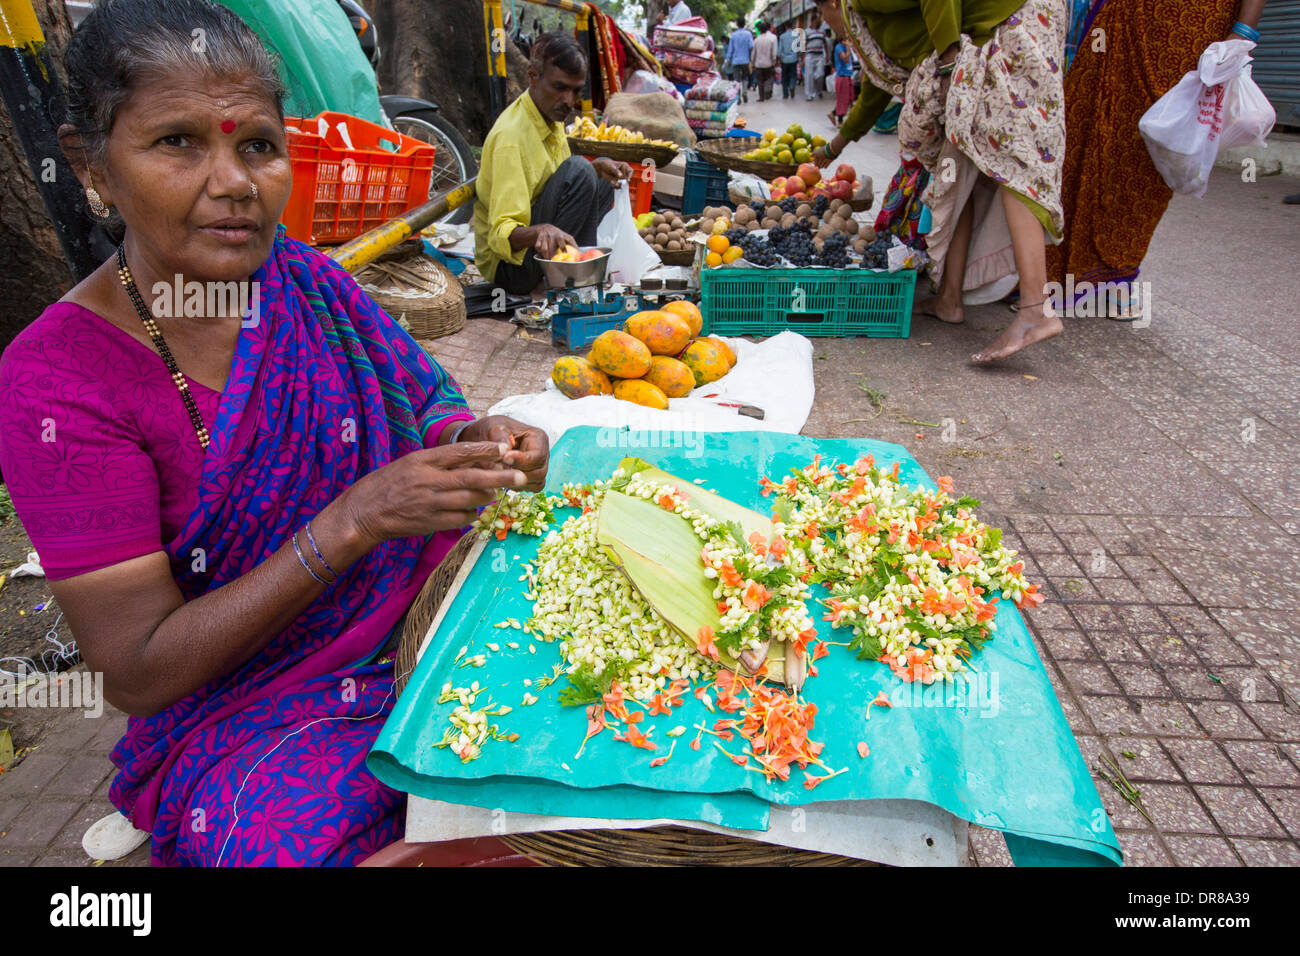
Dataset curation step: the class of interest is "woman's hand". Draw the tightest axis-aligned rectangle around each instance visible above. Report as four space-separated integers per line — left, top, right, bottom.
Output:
591 157 634 183
460 415 550 491
813 134 844 168
338 441 527 547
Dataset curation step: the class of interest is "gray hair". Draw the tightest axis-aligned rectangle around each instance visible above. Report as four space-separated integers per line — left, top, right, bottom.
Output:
62 0 286 166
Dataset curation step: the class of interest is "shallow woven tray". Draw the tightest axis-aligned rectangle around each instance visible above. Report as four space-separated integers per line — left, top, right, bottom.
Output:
391 532 887 866
696 136 797 179
568 137 679 167
656 248 696 266
359 251 466 340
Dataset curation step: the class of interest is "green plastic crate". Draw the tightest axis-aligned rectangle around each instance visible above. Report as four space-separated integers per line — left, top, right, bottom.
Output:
700 267 916 338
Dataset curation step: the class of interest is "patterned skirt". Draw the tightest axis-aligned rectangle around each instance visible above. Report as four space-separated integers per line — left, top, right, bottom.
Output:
1046 0 1237 290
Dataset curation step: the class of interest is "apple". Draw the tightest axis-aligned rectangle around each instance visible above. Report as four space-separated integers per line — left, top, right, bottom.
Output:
810 184 831 199
771 186 785 201
796 163 822 188
785 174 805 194
835 162 857 183
792 192 808 202
828 180 853 201
578 249 602 261
772 176 787 191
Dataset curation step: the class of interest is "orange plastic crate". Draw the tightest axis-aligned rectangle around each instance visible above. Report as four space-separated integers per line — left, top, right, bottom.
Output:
282 111 436 245
581 156 655 217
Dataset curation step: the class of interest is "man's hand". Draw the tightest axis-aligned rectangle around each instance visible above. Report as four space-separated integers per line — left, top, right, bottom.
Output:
459 415 550 491
532 223 577 259
592 157 634 183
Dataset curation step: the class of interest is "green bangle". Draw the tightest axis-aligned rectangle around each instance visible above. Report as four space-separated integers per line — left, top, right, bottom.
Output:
825 140 839 160
937 59 956 76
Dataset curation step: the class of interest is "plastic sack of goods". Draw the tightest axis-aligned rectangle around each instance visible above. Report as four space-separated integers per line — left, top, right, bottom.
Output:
653 23 714 54
686 77 742 104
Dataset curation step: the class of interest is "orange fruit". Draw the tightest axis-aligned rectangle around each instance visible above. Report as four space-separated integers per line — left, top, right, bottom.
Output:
661 300 703 337
706 234 730 254
722 246 743 264
705 251 723 267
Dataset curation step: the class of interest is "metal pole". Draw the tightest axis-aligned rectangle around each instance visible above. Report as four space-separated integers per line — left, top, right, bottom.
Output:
0 0 99 280
483 0 508 120
328 179 476 274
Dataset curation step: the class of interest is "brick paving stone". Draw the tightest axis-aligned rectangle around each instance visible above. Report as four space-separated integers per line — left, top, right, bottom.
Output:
41 718 100 753
1007 514 1050 533
1160 605 1229 636
1229 838 1300 866
0 799 81 847
1079 695 1146 736
1184 632 1255 667
33 848 100 867
1061 662 1121 696
1110 662 1174 698
1046 516 1091 535
1135 632 1199 665
1194 785 1288 838
1115 605 1171 632
1137 783 1217 835
1070 604 1126 632
1257 788 1300 838
51 800 117 852
1096 775 1159 832
1190 701 1265 739
968 826 1012 867
1163 739 1244 784
1116 830 1173 866
0 752 69 799
1240 702 1300 741
1163 834 1244 866
1024 602 1073 629
0 798 26 833
1037 629 1099 661
1092 633 1149 664
1104 739 1182 783
1092 578 1147 604
45 756 113 798
1138 700 1204 738
1047 577 1100 601
1213 666 1282 703
0 849 39 867
1165 665 1230 701
1221 741 1300 786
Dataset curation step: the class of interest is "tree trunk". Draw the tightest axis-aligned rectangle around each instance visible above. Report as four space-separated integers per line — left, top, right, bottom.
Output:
0 0 76 354
370 0 530 147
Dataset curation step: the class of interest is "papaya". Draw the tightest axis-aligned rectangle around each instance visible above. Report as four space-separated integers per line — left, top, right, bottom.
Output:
642 355 695 398
613 378 669 410
589 329 651 379
705 335 737 367
551 356 613 399
623 310 692 356
661 300 704 337
680 338 731 386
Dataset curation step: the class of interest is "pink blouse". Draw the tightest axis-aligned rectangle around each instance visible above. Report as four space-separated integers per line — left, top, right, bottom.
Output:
0 302 220 580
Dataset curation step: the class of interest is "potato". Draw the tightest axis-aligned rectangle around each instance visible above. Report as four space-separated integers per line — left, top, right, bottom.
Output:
816 224 834 239
669 230 684 242
761 217 778 229
859 223 875 239
779 213 795 228
765 205 782 221
747 221 760 231
667 239 682 251
700 217 715 234
829 199 846 215
671 218 685 230
796 203 812 219
735 206 754 225
652 213 666 226
852 237 867 253
813 236 825 251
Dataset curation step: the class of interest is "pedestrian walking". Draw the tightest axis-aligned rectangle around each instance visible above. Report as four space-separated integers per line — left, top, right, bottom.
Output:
1047 0 1267 319
753 21 778 102
803 11 829 100
726 15 754 103
779 24 800 99
831 38 854 126
811 0 1068 365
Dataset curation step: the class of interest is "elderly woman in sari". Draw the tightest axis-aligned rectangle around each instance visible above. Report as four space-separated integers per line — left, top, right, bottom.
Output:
811 0 1068 364
0 0 547 866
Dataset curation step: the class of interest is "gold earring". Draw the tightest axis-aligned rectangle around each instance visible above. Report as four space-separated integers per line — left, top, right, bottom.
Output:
85 173 110 219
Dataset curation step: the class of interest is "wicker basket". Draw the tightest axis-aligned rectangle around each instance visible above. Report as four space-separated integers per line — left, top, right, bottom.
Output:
567 138 679 168
657 249 696 267
696 137 798 179
391 533 890 866
358 250 466 340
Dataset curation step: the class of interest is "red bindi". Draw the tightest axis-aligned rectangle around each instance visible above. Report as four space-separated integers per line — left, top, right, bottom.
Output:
220 120 236 134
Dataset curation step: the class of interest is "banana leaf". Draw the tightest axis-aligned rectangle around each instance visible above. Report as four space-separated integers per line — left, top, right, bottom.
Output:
617 457 772 542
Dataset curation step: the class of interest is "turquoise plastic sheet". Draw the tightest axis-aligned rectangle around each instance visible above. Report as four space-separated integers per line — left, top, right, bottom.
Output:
370 428 1122 866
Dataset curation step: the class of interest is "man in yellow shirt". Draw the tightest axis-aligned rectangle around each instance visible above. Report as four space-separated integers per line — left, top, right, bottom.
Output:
474 33 631 295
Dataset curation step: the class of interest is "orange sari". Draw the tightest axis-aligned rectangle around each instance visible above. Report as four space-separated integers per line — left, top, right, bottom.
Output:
1047 0 1237 290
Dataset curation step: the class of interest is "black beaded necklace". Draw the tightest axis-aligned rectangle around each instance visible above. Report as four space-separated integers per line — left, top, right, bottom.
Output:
115 245 211 450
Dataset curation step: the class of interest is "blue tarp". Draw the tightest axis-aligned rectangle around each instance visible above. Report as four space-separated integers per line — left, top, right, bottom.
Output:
370 428 1122 866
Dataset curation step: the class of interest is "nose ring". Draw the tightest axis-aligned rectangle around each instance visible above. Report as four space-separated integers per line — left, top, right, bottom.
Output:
249 180 259 199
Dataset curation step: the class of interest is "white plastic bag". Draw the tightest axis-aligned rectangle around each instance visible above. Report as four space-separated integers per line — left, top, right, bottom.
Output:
597 181 660 286
1139 39 1272 198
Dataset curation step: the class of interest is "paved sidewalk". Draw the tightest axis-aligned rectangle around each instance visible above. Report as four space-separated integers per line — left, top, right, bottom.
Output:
1 144 1296 867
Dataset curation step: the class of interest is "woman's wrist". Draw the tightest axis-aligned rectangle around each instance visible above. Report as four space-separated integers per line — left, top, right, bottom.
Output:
1230 20 1260 42
314 494 380 566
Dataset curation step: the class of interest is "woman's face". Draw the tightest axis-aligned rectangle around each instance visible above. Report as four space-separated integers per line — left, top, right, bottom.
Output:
90 72 292 282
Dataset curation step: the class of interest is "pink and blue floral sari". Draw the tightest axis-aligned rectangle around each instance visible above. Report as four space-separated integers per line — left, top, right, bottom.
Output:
108 229 473 866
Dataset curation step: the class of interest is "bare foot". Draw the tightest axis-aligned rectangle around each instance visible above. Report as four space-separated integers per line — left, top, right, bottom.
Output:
913 294 964 324
970 304 1063 364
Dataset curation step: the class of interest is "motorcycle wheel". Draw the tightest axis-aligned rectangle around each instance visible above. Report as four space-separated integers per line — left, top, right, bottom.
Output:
388 109 478 225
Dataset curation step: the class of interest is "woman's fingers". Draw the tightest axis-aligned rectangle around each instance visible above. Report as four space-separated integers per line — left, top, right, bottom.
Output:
419 440 507 470
432 466 527 491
